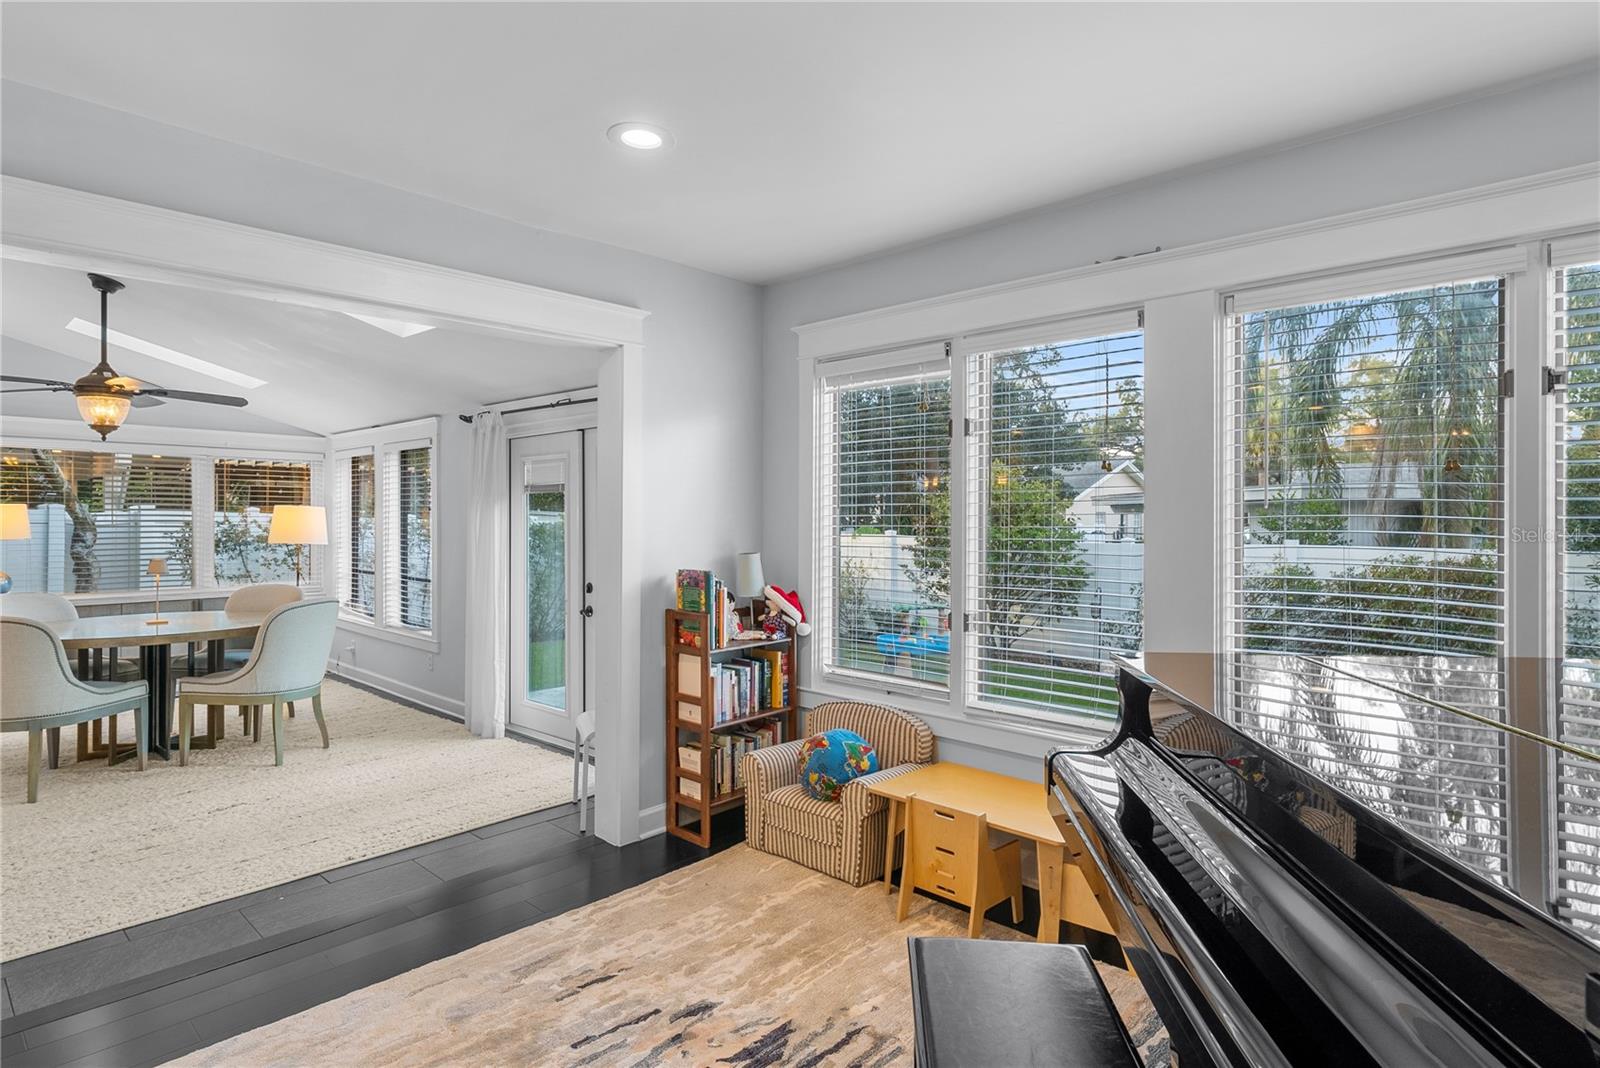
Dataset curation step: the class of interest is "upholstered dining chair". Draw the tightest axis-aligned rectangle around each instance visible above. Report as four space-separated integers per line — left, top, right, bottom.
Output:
0 591 79 624
219 584 303 727
0 618 148 802
0 592 102 765
174 598 338 767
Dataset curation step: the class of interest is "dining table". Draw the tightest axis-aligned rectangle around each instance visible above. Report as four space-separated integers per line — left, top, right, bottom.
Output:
53 609 268 762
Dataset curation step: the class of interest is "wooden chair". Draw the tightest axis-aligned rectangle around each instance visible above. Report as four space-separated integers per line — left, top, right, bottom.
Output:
175 599 337 767
896 794 1023 938
0 618 148 802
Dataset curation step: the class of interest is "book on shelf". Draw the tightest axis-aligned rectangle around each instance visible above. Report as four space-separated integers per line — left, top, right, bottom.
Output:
674 615 705 650
706 729 785 798
676 569 713 614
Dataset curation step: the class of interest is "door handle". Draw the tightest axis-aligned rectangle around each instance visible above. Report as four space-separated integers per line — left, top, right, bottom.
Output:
581 605 594 619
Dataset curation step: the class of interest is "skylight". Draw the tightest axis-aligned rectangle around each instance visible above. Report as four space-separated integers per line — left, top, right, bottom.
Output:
343 312 436 338
64 318 267 389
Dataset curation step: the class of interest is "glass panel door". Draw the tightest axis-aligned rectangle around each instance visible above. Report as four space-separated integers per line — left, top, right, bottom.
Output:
509 431 587 742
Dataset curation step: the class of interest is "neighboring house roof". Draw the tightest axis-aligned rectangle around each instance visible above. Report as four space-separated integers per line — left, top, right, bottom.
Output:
1058 458 1142 499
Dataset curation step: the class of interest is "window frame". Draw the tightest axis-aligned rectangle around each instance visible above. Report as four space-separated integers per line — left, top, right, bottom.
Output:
0 432 326 603
807 311 1149 745
330 417 439 651
813 341 954 700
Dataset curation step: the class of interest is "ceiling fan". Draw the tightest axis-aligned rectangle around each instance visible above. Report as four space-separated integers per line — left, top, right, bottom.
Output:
1 273 247 440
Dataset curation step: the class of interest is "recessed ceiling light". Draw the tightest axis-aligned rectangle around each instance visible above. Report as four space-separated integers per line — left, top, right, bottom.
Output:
607 122 671 151
343 312 437 339
64 318 266 389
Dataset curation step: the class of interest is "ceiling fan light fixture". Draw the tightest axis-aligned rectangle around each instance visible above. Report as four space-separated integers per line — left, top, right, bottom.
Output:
75 391 131 440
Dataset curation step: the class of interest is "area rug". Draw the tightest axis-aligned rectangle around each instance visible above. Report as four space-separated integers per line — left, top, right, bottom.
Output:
0 679 572 961
179 845 1169 1067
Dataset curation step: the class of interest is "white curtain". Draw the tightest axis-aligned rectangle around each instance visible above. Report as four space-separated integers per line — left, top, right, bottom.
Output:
464 411 509 738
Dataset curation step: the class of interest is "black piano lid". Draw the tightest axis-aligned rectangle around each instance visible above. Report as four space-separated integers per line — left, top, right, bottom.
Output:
1048 653 1600 1068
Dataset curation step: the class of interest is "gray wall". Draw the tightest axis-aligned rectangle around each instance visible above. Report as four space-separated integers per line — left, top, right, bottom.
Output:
760 67 1600 778
1 80 765 822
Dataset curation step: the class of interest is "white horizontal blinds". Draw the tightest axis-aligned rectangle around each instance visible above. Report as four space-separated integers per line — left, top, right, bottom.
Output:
964 315 1143 720
213 459 313 586
1227 656 1510 880
381 444 433 631
817 344 952 687
1555 257 1600 934
1226 275 1507 657
0 447 191 593
337 452 376 618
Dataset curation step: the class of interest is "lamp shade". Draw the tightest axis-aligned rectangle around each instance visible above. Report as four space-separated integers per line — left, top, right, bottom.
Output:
0 503 30 541
268 505 329 546
146 557 167 578
735 551 765 599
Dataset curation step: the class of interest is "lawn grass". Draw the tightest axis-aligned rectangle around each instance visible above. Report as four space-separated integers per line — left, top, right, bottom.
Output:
527 637 565 692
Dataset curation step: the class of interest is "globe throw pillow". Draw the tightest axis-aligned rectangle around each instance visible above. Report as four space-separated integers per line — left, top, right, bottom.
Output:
798 728 878 802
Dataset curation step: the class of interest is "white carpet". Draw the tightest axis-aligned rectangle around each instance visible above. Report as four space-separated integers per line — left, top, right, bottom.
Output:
0 679 573 961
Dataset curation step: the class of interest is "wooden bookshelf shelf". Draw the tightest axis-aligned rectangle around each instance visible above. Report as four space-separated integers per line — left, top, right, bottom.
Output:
665 607 798 847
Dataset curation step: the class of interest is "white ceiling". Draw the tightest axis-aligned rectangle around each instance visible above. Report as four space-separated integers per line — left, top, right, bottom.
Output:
0 259 607 436
2 3 1594 283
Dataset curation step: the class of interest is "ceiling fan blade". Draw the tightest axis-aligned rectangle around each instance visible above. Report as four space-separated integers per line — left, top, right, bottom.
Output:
1 387 63 395
0 375 71 388
129 394 166 408
135 387 248 407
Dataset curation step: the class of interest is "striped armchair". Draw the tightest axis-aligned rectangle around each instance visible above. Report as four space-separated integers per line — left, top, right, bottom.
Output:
743 700 936 886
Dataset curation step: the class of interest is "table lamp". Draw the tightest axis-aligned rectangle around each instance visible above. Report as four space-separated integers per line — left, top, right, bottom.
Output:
736 551 765 617
0 503 30 595
146 557 170 625
269 505 328 586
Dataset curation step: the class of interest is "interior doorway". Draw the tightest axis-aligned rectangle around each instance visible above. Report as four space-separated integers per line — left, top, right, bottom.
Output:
509 429 597 745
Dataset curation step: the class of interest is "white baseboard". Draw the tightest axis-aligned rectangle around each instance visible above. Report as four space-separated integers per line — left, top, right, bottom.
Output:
636 803 666 840
324 658 466 720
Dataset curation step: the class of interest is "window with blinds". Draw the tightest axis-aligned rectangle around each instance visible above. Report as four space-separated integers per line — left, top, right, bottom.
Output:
336 452 377 618
1224 269 1509 879
1227 276 1506 657
0 448 192 593
384 444 433 631
817 349 952 688
1556 256 1600 934
965 319 1143 719
213 458 313 586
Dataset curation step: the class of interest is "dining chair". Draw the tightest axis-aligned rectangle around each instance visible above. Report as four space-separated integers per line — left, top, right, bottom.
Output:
572 709 596 835
218 584 303 727
0 618 148 802
0 592 79 624
0 592 99 765
174 598 337 767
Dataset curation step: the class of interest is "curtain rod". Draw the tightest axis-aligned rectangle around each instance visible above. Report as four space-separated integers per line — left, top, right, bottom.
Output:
458 396 598 424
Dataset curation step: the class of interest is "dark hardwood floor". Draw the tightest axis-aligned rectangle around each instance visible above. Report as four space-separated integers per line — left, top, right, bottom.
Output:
2 801 1115 1067
1 803 746 1068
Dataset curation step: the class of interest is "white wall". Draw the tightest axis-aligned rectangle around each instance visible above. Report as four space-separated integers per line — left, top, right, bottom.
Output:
1 81 765 824
762 68 1600 777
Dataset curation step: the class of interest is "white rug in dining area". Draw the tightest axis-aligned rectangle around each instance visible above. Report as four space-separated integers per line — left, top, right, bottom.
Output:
0 679 573 961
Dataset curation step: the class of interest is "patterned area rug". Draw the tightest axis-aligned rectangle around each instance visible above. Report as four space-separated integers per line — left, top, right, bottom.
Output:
0 679 572 961
179 845 1168 1067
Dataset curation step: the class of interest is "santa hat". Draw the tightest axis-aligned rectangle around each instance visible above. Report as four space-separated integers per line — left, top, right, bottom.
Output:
764 585 812 636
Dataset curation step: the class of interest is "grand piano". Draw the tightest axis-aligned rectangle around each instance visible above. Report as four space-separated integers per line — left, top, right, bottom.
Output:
1047 653 1600 1067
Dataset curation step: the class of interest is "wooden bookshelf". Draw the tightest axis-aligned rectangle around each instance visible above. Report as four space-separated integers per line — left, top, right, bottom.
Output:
665 608 798 847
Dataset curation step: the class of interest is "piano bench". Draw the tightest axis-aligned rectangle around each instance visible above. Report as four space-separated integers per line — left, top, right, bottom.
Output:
907 937 1141 1068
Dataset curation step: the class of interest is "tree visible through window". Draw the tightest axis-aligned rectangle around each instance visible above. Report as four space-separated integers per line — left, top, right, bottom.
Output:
398 445 432 629
0 449 192 593
348 454 376 617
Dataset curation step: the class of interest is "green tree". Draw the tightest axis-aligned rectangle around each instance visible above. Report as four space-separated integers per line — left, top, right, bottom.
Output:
1253 494 1348 545
907 461 1087 655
